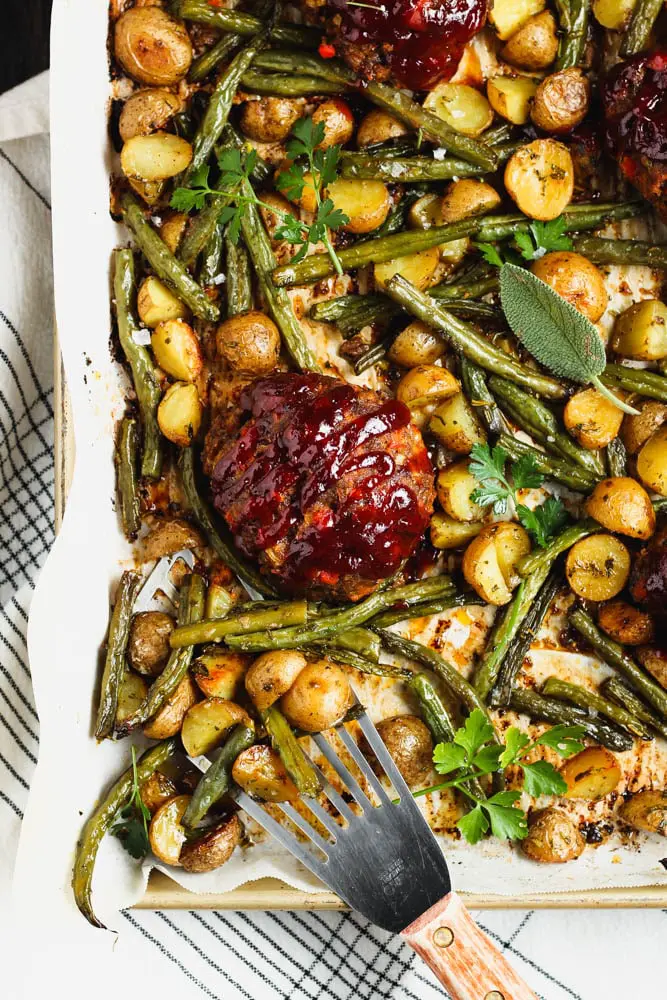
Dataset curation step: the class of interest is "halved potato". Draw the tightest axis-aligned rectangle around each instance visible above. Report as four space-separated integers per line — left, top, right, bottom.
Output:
115 671 149 726
356 109 409 147
619 789 667 837
585 477 655 540
505 139 574 220
245 650 308 712
429 392 487 454
423 83 493 137
119 88 183 142
138 276 189 328
489 0 547 39
141 519 204 561
563 388 623 450
240 97 303 143
128 610 174 677
612 300 667 361
192 649 252 700
152 320 203 383
440 180 501 223
487 76 538 125
565 534 631 601
159 212 189 254
592 0 637 29
312 98 355 148
180 698 254 757
436 462 484 521
327 178 391 235
143 674 199 740
121 132 193 182
621 401 667 455
157 382 203 446
388 322 445 368
560 747 622 800
374 246 440 291
140 771 178 816
114 7 193 86
598 601 655 646
520 808 585 863
430 513 483 550
149 794 190 865
280 660 352 732
128 176 165 207
180 814 242 872
637 425 667 496
462 522 531 605
396 365 461 429
501 12 559 70
232 745 299 801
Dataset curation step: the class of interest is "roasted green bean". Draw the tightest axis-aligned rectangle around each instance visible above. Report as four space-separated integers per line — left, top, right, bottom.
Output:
171 602 309 647
95 572 142 741
225 233 253 317
573 235 667 269
183 724 256 828
517 519 600 577
261 705 320 796
621 0 664 54
602 677 667 741
497 435 598 492
189 32 242 83
607 436 628 478
556 0 590 69
177 0 321 47
510 688 633 752
241 71 347 97
542 676 651 739
115 417 141 539
339 144 519 183
601 364 667 404
460 358 507 435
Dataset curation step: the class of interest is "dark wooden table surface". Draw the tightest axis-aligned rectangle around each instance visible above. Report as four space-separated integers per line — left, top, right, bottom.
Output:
1 0 52 95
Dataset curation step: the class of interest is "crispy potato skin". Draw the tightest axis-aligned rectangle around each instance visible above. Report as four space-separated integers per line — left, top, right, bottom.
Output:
240 97 303 143
192 650 252 700
621 401 667 455
559 747 621 800
463 522 531 605
143 674 199 740
619 789 667 837
114 8 192 86
357 109 409 147
635 646 667 690
119 88 183 142
280 661 352 732
531 252 607 322
501 12 558 70
180 814 242 872
521 808 585 863
388 322 445 368
429 392 486 453
245 650 308 712
181 699 253 757
530 69 590 134
128 611 175 676
216 311 281 376
141 519 204 561
232 745 299 801
376 715 434 788
440 179 501 223
598 602 655 646
140 771 178 815
585 477 655 541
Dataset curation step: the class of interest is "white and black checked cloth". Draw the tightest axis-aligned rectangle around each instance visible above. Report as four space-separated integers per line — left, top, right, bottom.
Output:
1 73 665 1000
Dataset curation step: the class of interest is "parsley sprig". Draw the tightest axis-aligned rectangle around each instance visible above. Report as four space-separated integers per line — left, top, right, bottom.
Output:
415 710 586 844
514 217 573 261
171 116 349 275
111 746 152 860
468 443 568 548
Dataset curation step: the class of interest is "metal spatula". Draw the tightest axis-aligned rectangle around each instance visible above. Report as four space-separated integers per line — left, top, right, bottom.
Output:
141 556 535 998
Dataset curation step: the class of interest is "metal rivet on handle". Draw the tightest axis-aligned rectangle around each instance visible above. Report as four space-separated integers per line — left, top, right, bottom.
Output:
485 992 505 1000
432 926 454 948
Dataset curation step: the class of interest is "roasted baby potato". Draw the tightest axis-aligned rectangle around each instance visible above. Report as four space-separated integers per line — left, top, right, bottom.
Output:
598 601 655 646
388 322 445 368
138 276 189 328
128 610 175 676
328 179 391 234
636 647 667 689
396 365 461 429
592 0 637 29
621 401 667 455
216 311 281 375
565 534 631 602
500 12 559 70
356 109 409 147
560 747 622 800
430 513 483 550
231 744 299 801
119 88 183 142
619 789 667 836
520 808 585 863
180 699 253 757
531 252 607 323
439 180 501 223
245 650 308 712
114 8 193 86
149 793 190 865
312 99 355 148
429 392 486 453
140 771 179 816
180 814 242 872
462 522 531 605
157 382 203 446
436 461 485 521
152 319 203 383
585 477 655 540
530 69 590 134
192 649 251 700
612 300 667 361
280 661 352 732
240 96 303 143
637 425 667 496
141 519 204 561
115 670 149 726
563 388 623 450
489 0 547 40
121 132 192 183
505 139 574 220
487 76 538 126
376 715 433 788
423 83 493 137
143 674 199 740
159 212 188 255
374 246 440 291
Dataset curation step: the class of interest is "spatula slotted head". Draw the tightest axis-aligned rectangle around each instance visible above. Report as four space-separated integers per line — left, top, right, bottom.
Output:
234 708 452 932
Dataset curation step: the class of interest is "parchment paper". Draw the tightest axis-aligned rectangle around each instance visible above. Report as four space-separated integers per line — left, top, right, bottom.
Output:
13 0 666 934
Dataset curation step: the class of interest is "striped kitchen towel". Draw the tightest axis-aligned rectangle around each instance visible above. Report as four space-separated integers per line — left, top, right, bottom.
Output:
0 72 664 1000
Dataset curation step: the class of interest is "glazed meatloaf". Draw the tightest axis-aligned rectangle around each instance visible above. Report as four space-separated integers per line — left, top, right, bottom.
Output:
209 372 435 601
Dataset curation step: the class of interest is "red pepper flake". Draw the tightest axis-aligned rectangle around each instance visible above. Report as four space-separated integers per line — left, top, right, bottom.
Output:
318 42 337 59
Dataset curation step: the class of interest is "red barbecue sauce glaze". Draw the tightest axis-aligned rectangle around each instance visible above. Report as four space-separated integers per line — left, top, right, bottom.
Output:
602 51 667 165
211 373 433 591
329 0 487 90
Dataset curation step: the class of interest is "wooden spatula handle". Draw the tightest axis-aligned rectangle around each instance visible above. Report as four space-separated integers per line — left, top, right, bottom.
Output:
402 891 537 1000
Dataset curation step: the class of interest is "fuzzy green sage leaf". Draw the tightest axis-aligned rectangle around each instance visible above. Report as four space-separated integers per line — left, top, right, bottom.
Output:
499 263 639 415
